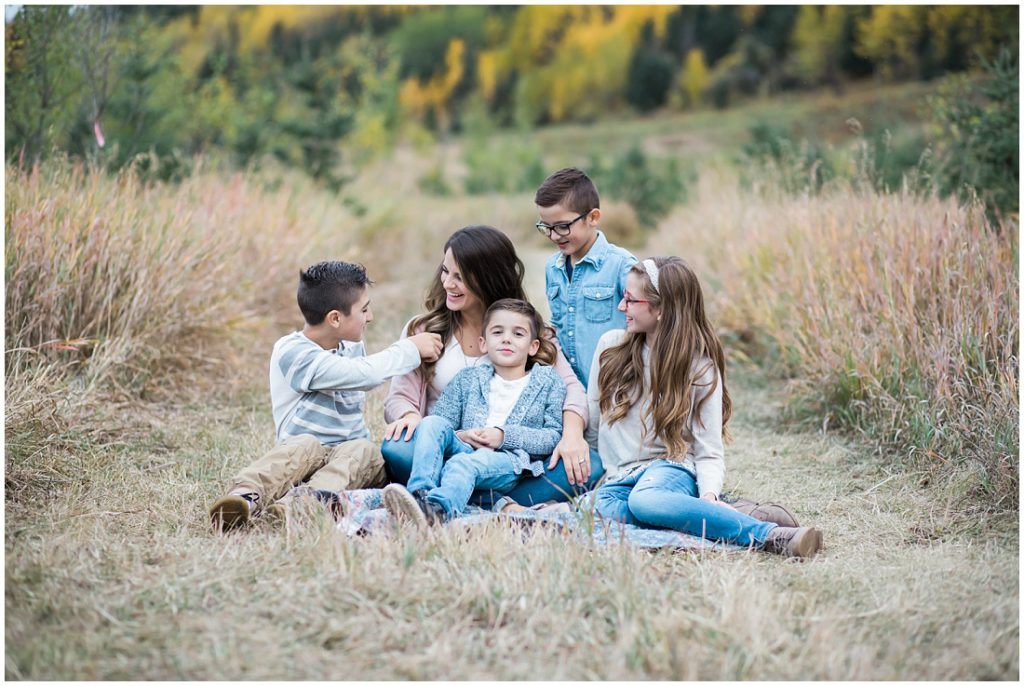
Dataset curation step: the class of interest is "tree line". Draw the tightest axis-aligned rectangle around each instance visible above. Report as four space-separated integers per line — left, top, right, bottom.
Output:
5 5 1018 184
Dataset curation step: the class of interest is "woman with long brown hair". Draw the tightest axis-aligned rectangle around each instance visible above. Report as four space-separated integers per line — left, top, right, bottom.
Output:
586 257 824 557
382 225 604 507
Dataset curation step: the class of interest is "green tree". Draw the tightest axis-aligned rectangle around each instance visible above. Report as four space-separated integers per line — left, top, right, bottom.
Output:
931 48 1019 221
679 48 708 108
5 6 81 164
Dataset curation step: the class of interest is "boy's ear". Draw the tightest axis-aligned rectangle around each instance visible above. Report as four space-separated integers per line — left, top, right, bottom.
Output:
528 338 541 356
478 335 488 354
325 310 343 327
587 208 602 225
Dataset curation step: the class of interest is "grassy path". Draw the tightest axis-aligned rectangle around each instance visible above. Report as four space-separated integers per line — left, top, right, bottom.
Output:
5 244 1017 680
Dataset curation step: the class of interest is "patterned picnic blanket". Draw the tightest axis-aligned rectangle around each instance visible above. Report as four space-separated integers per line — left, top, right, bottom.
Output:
334 489 742 552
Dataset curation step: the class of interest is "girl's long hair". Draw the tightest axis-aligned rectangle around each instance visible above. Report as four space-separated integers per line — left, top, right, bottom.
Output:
597 257 732 457
409 226 528 381
483 298 557 369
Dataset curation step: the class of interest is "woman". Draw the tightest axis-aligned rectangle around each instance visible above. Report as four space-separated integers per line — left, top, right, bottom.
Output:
382 225 604 508
586 256 823 557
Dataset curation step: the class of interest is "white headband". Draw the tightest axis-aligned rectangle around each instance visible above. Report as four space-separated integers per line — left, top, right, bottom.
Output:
642 259 660 292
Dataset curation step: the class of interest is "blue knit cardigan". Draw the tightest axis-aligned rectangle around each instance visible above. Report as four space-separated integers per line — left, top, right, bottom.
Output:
430 363 565 457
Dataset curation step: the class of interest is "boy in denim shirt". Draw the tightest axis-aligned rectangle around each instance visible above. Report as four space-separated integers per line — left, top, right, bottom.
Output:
536 167 636 389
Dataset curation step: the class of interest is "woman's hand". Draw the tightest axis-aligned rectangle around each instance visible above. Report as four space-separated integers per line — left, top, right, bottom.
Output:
549 416 590 486
383 412 422 441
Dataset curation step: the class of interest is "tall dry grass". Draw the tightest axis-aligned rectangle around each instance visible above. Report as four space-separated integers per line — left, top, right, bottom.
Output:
5 159 360 455
653 166 1019 512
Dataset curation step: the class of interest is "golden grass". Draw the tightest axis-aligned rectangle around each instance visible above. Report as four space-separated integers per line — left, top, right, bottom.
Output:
651 165 1019 512
4 128 1018 678
5 379 1018 680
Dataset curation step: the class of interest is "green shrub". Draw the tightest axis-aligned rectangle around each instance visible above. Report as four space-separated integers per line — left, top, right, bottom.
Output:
589 145 693 228
739 121 836 195
462 138 546 195
930 47 1019 221
417 163 453 196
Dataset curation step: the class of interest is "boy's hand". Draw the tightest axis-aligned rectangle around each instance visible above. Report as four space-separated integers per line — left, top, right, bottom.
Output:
384 412 422 441
458 427 504 449
409 332 443 362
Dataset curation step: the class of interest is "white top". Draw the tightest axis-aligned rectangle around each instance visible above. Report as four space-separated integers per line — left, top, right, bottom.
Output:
584 329 726 497
427 336 486 414
484 371 532 427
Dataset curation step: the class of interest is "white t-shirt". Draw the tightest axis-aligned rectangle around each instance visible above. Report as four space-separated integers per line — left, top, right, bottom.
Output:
427 337 486 414
484 371 532 427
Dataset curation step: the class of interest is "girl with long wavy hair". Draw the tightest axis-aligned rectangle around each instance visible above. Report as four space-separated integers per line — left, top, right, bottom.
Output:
382 225 605 507
586 257 823 557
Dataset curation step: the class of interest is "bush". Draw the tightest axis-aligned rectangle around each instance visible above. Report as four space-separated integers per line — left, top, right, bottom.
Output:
589 145 693 229
930 48 1019 221
739 121 836 195
461 138 546 196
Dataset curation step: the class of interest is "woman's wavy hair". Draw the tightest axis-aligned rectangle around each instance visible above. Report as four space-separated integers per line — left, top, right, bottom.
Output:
483 298 557 369
409 226 528 381
597 257 732 457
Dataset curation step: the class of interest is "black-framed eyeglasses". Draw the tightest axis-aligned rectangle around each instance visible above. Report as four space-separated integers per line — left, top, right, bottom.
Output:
535 210 591 238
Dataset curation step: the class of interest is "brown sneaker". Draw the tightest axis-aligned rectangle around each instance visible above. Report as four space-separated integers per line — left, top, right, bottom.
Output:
729 497 800 527
763 526 823 558
382 484 428 528
209 492 258 532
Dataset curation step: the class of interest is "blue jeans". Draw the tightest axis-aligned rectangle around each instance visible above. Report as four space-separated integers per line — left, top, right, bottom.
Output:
428 450 522 518
383 417 605 507
594 460 776 546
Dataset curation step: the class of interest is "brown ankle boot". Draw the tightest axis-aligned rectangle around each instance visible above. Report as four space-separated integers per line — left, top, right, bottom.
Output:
729 497 800 527
763 526 823 558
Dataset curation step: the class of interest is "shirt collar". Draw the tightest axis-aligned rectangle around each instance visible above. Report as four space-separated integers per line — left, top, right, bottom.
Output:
554 231 610 271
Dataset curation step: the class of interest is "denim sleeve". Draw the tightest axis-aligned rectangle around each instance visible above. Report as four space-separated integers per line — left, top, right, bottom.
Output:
500 372 565 455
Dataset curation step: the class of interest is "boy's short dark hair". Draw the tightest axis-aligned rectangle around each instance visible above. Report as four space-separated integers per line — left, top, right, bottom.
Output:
484 298 542 339
297 261 373 325
534 167 601 214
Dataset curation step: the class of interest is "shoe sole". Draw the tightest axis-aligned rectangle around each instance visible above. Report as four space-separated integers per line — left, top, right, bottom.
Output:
790 527 824 558
209 495 251 532
382 484 427 529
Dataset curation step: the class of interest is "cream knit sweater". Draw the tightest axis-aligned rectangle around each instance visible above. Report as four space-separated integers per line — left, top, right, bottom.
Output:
584 329 726 497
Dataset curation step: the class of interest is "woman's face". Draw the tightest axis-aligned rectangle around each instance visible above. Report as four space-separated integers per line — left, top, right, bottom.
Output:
619 271 661 335
440 248 482 315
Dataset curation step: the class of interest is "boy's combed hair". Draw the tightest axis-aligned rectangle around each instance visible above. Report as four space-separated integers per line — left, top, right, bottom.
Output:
534 167 601 214
483 298 557 369
597 257 732 457
297 261 374 325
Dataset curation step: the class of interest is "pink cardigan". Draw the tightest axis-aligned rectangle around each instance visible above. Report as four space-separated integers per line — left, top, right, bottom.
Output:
383 319 589 426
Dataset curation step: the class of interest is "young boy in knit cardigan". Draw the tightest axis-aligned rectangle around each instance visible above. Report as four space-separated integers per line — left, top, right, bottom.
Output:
382 299 565 525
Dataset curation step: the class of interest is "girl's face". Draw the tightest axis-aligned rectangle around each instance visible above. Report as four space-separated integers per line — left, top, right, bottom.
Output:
440 248 482 315
619 271 661 335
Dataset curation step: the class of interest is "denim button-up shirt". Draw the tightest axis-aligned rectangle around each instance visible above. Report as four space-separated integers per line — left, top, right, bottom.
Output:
544 231 637 388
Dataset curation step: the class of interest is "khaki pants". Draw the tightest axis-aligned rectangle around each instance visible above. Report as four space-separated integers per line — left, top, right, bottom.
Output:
227 435 387 514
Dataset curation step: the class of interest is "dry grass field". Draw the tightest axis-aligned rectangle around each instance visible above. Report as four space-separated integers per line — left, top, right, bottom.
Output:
5 88 1018 679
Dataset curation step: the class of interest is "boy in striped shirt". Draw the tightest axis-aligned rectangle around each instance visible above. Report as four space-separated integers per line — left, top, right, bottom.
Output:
209 261 442 531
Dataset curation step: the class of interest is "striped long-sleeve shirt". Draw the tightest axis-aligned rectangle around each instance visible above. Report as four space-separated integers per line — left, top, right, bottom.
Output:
270 331 421 445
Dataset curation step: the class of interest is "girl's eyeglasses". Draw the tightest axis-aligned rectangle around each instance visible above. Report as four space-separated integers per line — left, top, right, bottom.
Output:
622 295 651 308
535 210 591 238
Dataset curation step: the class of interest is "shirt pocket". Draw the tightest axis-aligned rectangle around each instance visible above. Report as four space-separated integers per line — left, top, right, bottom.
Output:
583 285 615 323
547 285 565 327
